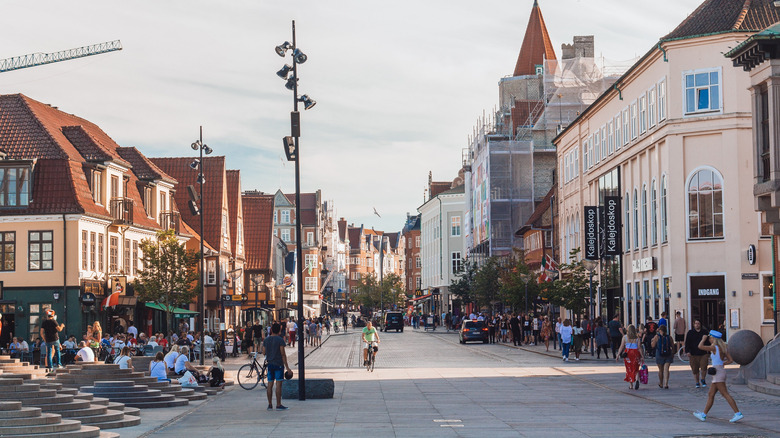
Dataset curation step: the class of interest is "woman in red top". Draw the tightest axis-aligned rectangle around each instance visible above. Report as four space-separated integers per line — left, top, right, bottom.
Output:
616 324 645 390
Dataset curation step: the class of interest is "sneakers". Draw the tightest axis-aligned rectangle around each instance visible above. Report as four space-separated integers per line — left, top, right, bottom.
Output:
700 379 707 388
693 411 706 422
695 383 700 388
729 412 744 423
276 405 289 411
267 404 273 411
363 360 368 366
575 357 580 361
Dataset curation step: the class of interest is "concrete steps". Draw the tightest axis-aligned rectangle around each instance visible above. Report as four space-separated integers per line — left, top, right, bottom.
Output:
80 381 188 409
0 374 140 430
747 378 780 396
0 355 48 379
0 400 119 438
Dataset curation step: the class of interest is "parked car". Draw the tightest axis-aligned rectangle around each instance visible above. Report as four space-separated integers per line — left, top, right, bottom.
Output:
459 320 488 344
383 312 404 332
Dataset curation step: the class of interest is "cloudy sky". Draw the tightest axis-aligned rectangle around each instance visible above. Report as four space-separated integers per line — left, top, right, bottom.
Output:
0 0 701 231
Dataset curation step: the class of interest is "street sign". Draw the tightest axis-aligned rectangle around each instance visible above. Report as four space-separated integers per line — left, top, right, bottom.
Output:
584 206 599 260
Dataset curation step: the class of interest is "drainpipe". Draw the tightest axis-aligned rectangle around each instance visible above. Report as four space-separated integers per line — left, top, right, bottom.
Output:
657 43 668 62
62 214 68 328
437 195 443 284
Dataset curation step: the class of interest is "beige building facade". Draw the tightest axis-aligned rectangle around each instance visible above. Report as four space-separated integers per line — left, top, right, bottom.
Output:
555 4 779 343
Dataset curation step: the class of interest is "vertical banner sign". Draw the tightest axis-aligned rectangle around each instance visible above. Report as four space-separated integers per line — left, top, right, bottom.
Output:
604 196 622 256
584 206 600 260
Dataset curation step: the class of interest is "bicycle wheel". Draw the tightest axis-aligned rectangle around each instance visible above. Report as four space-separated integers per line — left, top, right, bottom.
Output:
369 352 375 372
677 346 689 363
238 363 260 390
260 364 267 388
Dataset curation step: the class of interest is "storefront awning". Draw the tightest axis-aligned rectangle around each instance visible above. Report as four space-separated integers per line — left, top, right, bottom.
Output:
144 302 199 315
412 294 432 302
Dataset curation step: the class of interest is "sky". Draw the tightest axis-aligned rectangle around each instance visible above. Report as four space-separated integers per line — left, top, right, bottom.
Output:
0 0 702 232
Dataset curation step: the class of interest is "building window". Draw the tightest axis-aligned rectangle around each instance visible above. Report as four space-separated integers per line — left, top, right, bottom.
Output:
763 275 775 322
648 86 657 127
281 229 291 242
90 232 96 271
607 122 614 155
0 166 30 207
281 210 290 223
416 256 421 268
82 230 88 270
305 277 318 292
630 101 638 140
307 231 314 246
0 231 15 271
416 276 421 289
451 216 461 237
614 115 622 151
367 257 373 268
207 260 216 284
238 222 244 255
639 95 647 134
661 175 668 243
687 168 724 239
582 142 589 172
132 240 139 275
98 233 104 272
633 189 639 250
123 238 130 274
641 185 648 248
622 108 630 146
601 126 607 159
415 236 421 247
91 170 103 205
593 132 600 164
651 181 658 246
274 211 278 224
658 79 667 121
28 230 53 271
451 251 463 274
305 254 317 270
624 192 631 252
407 239 412 249
109 236 118 273
684 69 720 114
759 85 771 182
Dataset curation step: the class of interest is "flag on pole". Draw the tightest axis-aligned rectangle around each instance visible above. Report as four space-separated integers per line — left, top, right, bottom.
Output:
538 254 559 283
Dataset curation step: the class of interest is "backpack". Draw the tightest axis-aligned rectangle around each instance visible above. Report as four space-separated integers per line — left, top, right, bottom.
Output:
659 335 672 357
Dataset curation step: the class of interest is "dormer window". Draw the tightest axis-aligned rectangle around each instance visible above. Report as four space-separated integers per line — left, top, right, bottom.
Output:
91 170 103 205
0 165 30 207
143 186 153 217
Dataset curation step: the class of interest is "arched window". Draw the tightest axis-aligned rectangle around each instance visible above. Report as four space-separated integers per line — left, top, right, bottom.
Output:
575 212 580 257
633 189 639 249
661 175 668 243
651 180 658 245
565 216 570 257
641 184 648 248
687 168 724 239
625 192 631 252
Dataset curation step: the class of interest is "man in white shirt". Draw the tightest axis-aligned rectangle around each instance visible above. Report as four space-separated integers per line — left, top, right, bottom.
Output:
469 312 477 321
75 341 95 362
203 333 214 345
288 321 298 347
126 322 138 340
147 338 159 348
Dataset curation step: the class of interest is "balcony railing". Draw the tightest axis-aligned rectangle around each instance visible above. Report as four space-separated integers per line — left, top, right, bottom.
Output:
109 197 134 226
159 210 181 234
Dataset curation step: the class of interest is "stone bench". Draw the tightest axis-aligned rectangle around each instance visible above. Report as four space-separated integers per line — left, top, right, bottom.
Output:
281 378 334 399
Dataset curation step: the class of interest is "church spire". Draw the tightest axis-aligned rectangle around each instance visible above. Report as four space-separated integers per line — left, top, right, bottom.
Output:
513 0 556 76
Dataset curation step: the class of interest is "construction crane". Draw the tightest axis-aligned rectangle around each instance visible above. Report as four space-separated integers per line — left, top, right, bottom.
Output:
0 40 122 73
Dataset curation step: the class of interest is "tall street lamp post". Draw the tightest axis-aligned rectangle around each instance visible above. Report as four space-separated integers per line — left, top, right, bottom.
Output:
190 127 212 366
583 259 598 357
276 20 316 401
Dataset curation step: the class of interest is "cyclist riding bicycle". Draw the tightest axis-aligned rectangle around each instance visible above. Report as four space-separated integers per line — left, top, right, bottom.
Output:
362 320 380 366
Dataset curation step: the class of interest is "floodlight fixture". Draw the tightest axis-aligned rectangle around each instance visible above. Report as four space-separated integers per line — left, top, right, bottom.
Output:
285 76 297 90
203 145 213 155
191 141 200 150
298 95 316 110
277 64 293 79
196 174 206 184
189 159 200 170
293 48 307 64
275 41 292 57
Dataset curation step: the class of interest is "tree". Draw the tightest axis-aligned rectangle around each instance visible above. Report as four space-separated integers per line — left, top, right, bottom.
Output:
473 257 501 311
538 248 594 317
450 259 478 306
352 272 405 312
498 251 540 313
133 229 200 332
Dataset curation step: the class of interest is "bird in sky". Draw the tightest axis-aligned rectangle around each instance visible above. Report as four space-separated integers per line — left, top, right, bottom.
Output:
373 207 381 218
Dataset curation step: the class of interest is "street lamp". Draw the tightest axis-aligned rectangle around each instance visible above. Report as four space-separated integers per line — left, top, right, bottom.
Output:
582 258 598 357
190 127 212 365
277 20 316 401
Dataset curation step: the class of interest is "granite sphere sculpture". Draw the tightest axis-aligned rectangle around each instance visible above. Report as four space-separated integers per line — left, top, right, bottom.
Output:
728 329 764 365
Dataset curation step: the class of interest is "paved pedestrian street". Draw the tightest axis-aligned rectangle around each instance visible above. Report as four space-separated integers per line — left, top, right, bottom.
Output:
120 329 780 437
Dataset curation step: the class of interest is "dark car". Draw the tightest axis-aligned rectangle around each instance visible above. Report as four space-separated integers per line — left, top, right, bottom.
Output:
459 320 488 344
383 312 404 332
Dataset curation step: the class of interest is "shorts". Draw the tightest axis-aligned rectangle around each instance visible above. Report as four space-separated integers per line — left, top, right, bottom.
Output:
364 341 378 352
675 334 684 342
689 354 708 374
253 337 263 347
711 364 727 383
267 363 284 382
655 354 674 365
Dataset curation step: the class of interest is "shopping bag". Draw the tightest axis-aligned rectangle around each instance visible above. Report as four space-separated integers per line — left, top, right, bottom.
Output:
178 371 198 387
639 364 648 385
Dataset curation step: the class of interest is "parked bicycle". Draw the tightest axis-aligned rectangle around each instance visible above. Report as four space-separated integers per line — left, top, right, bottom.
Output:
237 352 267 390
677 345 690 363
333 322 340 333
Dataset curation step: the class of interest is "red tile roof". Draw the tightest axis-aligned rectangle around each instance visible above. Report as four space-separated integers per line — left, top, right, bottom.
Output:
429 181 451 199
242 193 275 271
151 156 227 252
513 0 557 76
0 94 164 229
664 0 780 40
116 147 176 184
226 170 243 258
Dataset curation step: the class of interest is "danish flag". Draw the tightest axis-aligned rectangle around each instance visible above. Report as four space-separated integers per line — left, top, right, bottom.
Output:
538 254 559 283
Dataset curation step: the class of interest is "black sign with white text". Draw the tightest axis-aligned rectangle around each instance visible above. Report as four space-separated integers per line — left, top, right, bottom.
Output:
584 206 599 260
604 196 622 256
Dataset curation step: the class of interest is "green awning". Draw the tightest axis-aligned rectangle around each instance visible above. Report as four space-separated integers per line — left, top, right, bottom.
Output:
144 302 199 315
